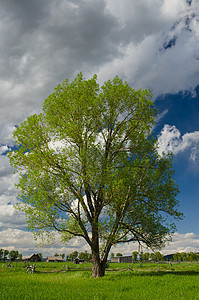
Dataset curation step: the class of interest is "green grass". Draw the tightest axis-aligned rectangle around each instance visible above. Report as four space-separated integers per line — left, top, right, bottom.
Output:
1 262 199 299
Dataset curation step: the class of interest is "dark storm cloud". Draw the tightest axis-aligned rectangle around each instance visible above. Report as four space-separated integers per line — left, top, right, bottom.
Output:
43 0 119 65
0 0 48 78
1 0 119 78
1 0 49 32
0 0 121 125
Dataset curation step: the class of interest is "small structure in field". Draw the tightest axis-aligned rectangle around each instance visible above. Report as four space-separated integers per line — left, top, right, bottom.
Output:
73 258 85 264
47 256 63 262
23 254 41 262
111 255 133 263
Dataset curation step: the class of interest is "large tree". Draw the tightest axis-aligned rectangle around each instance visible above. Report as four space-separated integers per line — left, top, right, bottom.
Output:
9 73 182 277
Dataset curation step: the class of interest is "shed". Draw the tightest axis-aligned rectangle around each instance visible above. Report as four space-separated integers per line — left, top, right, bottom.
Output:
47 256 63 262
73 258 85 264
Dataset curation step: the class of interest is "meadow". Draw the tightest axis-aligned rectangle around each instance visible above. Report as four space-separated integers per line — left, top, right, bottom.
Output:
1 261 199 299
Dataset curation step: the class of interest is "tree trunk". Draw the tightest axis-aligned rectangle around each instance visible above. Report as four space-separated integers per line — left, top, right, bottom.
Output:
91 252 106 278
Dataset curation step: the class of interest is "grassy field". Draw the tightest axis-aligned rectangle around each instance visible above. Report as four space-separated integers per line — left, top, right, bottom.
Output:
1 261 199 299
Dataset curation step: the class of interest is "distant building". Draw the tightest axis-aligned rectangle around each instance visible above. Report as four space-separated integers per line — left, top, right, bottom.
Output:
23 254 41 262
46 256 63 262
73 258 85 264
111 256 133 263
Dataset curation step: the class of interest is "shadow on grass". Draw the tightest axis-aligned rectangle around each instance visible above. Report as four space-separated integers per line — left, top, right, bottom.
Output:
109 270 199 277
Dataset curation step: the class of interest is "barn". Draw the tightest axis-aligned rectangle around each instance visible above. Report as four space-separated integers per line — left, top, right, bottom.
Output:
46 256 63 262
23 254 41 262
111 256 133 263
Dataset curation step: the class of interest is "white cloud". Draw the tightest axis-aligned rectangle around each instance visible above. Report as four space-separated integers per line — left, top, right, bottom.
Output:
155 109 169 126
99 232 199 255
98 0 199 94
161 0 187 18
0 124 16 146
157 124 199 161
163 232 199 254
0 146 10 155
0 171 18 197
157 124 181 154
190 146 199 162
0 195 17 206
0 228 90 257
97 13 199 96
0 205 26 229
0 229 198 257
0 155 15 177
0 162 21 229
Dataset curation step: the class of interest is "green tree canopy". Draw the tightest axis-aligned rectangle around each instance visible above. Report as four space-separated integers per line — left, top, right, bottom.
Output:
143 252 150 261
79 250 92 261
3 250 9 261
61 253 65 259
0 249 4 260
9 250 19 261
18 254 23 261
37 253 43 260
132 251 139 262
151 251 164 262
70 251 79 261
9 73 182 277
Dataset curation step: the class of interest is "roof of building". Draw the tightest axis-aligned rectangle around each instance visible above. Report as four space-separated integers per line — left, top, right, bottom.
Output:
22 253 41 261
47 256 63 261
28 254 40 259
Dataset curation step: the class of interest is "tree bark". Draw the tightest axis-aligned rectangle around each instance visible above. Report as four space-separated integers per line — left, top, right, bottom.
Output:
91 252 106 278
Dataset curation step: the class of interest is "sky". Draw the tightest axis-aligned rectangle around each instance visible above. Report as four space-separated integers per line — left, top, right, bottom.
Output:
0 0 199 258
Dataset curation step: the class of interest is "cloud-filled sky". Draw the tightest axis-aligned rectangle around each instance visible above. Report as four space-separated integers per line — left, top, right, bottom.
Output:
0 0 199 257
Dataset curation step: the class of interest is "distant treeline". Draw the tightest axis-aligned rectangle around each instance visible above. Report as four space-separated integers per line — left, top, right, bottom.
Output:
54 250 92 261
1 248 199 262
111 251 165 262
0 249 92 262
0 249 22 261
111 251 199 262
172 252 199 262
